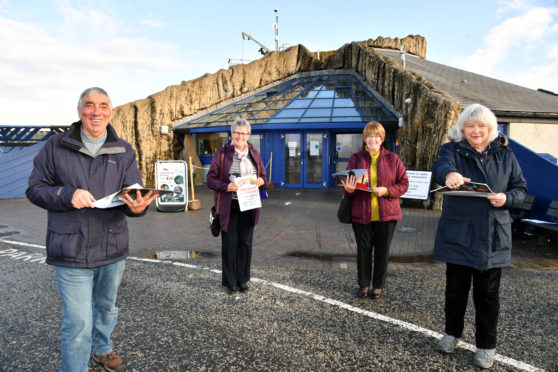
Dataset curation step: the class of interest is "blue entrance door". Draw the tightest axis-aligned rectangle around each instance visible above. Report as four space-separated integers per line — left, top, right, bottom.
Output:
282 131 328 188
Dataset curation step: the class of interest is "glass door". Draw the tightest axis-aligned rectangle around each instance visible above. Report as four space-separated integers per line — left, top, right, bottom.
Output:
284 133 302 187
305 133 323 187
283 132 327 188
333 133 363 173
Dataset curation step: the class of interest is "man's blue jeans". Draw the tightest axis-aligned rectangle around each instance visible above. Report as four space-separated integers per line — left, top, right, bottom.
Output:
55 260 125 372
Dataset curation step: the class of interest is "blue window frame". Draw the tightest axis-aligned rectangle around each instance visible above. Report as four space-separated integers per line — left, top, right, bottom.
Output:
497 123 508 136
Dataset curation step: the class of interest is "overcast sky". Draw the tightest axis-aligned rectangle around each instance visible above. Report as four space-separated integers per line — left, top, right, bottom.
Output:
1 0 557 126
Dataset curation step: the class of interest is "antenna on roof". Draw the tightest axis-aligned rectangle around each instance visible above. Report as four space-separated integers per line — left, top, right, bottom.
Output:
273 8 279 52
229 8 283 66
399 46 406 68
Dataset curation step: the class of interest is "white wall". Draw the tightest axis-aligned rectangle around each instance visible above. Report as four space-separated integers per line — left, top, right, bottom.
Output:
509 122 558 160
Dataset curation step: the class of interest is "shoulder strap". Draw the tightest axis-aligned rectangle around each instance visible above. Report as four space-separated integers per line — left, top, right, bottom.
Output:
217 151 224 210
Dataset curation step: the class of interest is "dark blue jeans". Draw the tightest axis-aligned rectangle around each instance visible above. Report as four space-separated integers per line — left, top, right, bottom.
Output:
444 263 502 349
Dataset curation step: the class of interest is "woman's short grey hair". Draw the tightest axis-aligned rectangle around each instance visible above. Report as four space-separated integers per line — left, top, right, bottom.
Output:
230 118 251 136
78 87 112 108
448 103 499 142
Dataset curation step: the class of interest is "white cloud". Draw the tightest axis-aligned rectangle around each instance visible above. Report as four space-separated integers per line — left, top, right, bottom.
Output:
141 18 166 29
455 6 558 92
497 0 534 13
0 0 8 14
457 8 556 73
510 43 558 92
0 11 186 125
59 6 119 35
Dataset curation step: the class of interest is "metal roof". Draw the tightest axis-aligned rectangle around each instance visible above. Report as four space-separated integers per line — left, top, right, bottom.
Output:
0 125 68 147
0 142 44 199
174 71 398 133
377 49 558 121
0 125 68 199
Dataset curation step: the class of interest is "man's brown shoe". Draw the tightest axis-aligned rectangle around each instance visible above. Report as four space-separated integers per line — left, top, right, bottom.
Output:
92 351 125 372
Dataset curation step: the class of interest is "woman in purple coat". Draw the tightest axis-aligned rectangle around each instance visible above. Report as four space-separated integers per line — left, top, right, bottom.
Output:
342 121 409 299
206 118 267 294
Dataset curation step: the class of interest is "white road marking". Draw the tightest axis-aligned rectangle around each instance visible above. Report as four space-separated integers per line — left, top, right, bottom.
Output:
0 239 46 249
0 239 545 372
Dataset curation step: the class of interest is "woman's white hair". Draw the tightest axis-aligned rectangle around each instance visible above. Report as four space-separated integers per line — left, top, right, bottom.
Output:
448 103 499 143
230 118 251 135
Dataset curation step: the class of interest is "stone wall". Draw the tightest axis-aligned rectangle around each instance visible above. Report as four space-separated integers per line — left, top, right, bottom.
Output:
111 45 320 187
111 34 460 187
322 41 461 171
361 35 428 59
313 34 427 62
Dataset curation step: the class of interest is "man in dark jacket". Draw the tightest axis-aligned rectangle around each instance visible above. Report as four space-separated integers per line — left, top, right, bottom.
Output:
26 87 157 372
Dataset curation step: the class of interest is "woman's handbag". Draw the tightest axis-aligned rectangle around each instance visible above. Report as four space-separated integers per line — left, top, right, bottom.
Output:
209 205 220 237
337 195 352 224
209 152 225 237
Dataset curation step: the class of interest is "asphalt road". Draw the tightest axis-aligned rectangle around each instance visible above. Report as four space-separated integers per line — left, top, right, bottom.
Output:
1 238 557 371
1 188 557 371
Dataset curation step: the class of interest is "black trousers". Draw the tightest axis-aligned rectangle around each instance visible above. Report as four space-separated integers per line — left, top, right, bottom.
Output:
352 220 396 290
444 263 502 349
221 199 254 289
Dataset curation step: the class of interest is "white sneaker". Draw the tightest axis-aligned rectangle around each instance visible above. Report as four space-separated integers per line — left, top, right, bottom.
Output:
473 348 495 369
437 333 461 353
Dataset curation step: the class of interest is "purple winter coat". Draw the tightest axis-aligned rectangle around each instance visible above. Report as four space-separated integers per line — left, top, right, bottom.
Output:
346 146 409 224
26 121 145 268
206 143 267 232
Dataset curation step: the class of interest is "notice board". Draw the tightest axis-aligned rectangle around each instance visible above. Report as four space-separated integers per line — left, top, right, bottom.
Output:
400 170 432 200
155 160 188 212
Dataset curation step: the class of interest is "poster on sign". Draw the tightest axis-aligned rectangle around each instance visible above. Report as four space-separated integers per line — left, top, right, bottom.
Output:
155 160 188 212
400 170 432 200
234 176 262 212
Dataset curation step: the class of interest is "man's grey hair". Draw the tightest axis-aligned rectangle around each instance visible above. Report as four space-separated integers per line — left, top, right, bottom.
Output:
78 87 112 109
230 118 251 136
448 103 499 143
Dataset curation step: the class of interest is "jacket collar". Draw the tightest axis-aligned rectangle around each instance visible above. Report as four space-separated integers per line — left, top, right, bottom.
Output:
360 145 387 158
457 135 507 155
225 142 255 153
62 121 125 155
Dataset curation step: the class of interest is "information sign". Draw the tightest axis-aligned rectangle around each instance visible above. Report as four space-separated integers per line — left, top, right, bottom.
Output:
155 160 188 212
400 170 432 200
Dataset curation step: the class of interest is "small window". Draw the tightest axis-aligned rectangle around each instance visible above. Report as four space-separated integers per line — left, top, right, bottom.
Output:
248 134 261 153
193 132 228 156
497 123 508 136
335 133 362 158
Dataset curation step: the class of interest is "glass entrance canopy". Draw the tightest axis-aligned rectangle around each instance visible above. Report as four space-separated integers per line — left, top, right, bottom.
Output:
174 71 398 132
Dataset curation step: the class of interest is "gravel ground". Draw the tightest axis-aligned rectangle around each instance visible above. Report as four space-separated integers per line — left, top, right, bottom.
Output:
1 241 557 371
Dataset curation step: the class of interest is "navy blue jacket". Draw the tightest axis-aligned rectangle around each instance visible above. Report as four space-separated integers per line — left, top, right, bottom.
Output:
26 121 145 268
433 136 527 270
